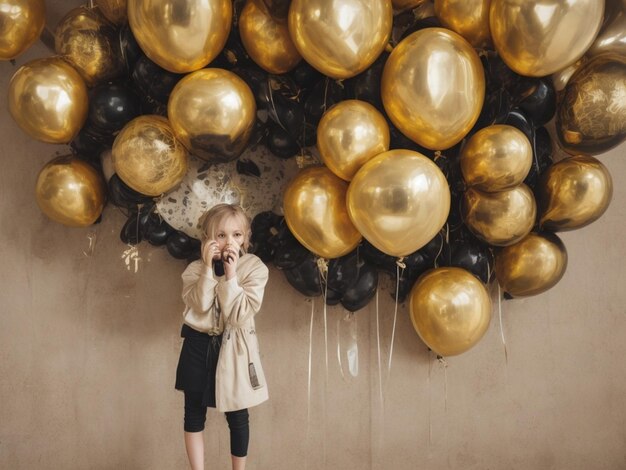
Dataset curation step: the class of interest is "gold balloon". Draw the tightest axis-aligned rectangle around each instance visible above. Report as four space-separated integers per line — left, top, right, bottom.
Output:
462 185 536 247
35 156 107 227
283 166 362 259
557 55 626 156
317 100 390 181
490 0 604 77
347 149 450 257
55 6 125 86
587 0 626 59
0 0 45 60
168 69 256 162
392 0 427 10
112 115 189 196
239 0 301 74
95 0 128 25
460 125 532 192
381 28 484 150
128 0 231 73
495 232 567 297
409 267 491 357
288 0 392 79
434 0 492 48
8 57 88 144
537 155 613 232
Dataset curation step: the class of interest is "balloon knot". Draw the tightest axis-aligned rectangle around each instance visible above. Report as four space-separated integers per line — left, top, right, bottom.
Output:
316 257 329 281
437 355 448 367
395 257 406 269
433 151 443 161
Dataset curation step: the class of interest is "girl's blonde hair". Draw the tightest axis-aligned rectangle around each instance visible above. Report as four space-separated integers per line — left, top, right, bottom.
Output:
198 203 251 253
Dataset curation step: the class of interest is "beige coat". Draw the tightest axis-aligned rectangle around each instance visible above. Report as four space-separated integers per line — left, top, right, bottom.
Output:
181 254 269 412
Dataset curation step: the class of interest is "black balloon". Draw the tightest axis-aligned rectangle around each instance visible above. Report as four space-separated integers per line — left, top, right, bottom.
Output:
303 77 345 126
273 224 309 269
524 126 554 191
284 253 323 297
442 233 493 284
118 24 142 72
516 77 556 127
70 122 114 163
327 250 361 295
266 121 300 159
132 54 185 101
341 262 378 312
290 60 323 89
501 108 534 143
89 82 141 132
232 65 270 108
167 231 200 260
267 90 305 138
120 212 143 245
108 174 153 209
345 52 388 111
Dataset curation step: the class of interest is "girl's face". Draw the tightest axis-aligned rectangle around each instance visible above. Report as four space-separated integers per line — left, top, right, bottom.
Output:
213 215 245 256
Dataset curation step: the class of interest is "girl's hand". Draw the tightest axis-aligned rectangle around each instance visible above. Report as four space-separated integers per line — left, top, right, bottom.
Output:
222 243 240 279
201 240 221 265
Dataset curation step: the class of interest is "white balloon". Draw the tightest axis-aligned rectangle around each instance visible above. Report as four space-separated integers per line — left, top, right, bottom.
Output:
156 145 298 239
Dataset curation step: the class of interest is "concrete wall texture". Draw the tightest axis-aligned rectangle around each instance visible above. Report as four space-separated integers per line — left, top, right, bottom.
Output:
1 3 626 469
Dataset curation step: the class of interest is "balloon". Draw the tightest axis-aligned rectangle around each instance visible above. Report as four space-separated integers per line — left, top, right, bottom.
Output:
495 232 567 297
463 185 536 246
112 115 189 196
166 231 200 259
291 60 324 89
443 233 493 284
168 68 256 162
96 0 127 24
317 100 390 181
557 55 626 156
524 126 554 191
262 0 290 20
239 0 301 74
119 25 142 72
128 0 231 73
382 28 484 150
156 149 295 239
266 122 299 159
108 174 154 209
460 125 532 192
327 251 361 295
132 54 185 101
409 267 491 357
284 253 323 297
283 166 362 259
303 77 345 127
347 149 450 257
341 262 378 312
537 155 613 232
516 78 556 128
490 0 604 77
35 156 106 227
0 0 45 60
88 82 142 133
392 0 428 10
434 0 492 48
70 122 114 160
344 52 388 111
120 212 144 245
8 57 88 144
586 0 626 59
55 7 124 86
288 0 392 79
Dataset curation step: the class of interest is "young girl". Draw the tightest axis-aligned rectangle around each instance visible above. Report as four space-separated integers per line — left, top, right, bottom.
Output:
175 203 269 470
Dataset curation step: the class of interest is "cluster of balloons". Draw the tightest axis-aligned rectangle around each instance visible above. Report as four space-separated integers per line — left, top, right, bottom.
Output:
3 0 624 358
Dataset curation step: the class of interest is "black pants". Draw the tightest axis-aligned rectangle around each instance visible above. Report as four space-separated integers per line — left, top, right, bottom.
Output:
184 390 250 457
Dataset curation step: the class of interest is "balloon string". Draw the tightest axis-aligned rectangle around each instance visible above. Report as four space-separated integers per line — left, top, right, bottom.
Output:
316 259 329 382
336 313 346 382
387 263 403 379
305 298 314 470
83 229 98 257
375 289 384 409
437 355 449 412
497 284 509 364
428 350 433 450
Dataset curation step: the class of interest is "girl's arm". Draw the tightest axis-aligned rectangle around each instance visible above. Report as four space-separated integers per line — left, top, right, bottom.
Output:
181 261 219 313
216 257 269 326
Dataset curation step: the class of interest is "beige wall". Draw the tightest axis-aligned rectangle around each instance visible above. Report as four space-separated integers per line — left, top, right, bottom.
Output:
2 5 626 469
